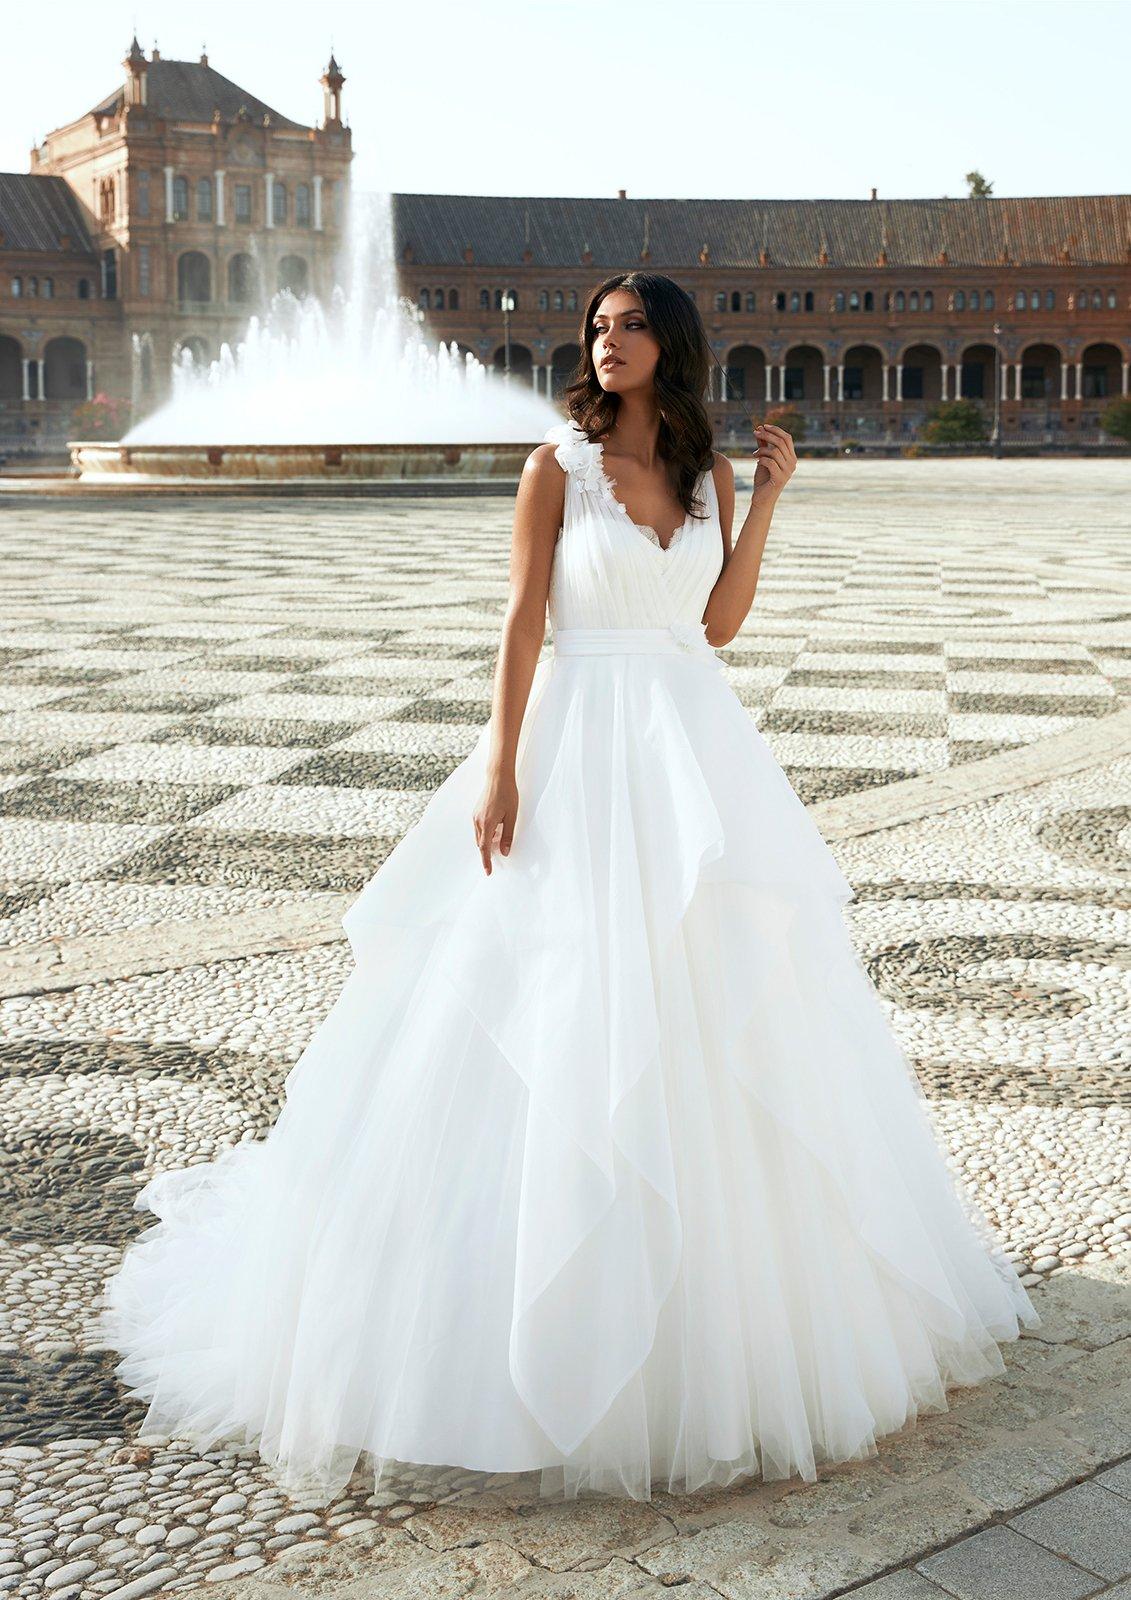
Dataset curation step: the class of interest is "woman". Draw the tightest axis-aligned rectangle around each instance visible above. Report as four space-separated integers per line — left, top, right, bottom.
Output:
96 271 1038 1507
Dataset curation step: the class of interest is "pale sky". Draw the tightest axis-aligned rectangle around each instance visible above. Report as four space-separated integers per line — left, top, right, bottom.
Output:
3 0 1128 201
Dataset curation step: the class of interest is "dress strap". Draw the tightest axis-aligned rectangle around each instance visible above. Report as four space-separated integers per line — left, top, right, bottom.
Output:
543 420 606 491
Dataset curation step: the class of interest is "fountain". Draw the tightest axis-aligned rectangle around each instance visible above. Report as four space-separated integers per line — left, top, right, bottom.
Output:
69 191 562 486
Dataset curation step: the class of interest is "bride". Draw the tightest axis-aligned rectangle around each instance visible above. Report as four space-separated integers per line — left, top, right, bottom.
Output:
95 270 1038 1506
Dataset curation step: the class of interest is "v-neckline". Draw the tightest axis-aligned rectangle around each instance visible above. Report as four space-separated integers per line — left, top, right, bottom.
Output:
592 439 692 555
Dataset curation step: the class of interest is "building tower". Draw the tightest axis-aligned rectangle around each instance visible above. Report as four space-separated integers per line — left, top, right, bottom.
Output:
122 36 148 108
320 54 345 129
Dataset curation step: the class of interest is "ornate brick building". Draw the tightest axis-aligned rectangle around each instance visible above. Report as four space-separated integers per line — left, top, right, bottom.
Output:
0 41 351 450
1 38 1128 452
394 188 1131 446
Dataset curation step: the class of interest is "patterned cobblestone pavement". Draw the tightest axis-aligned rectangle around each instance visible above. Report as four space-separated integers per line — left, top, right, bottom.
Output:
0 456 1128 1598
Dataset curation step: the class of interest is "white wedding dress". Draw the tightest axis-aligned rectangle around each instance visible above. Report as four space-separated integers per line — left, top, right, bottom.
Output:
95 419 1039 1505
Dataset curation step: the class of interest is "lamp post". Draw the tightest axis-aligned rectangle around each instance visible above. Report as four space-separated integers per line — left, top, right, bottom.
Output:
501 290 515 382
991 321 1002 458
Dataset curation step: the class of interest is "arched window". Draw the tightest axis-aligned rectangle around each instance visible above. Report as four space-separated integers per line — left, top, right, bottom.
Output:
1016 290 1028 310
714 292 725 312
77 278 90 300
43 335 87 399
196 178 213 222
172 176 189 221
730 290 741 312
567 290 577 311
449 287 459 310
955 290 966 310
553 290 564 311
789 291 800 313
1092 290 1102 309
10 277 21 298
923 290 933 310
419 287 431 308
42 278 54 299
984 290 994 309
228 253 256 302
277 256 308 296
745 292 755 311
894 290 905 311
434 288 445 309
479 288 490 309
804 290 814 311
177 251 211 303
863 290 874 311
538 289 548 311
1047 290 1056 309
295 184 311 226
969 290 979 310
272 181 287 226
909 290 919 311
27 277 38 298
0 336 22 400
1107 289 1116 309
848 290 859 312
835 291 845 312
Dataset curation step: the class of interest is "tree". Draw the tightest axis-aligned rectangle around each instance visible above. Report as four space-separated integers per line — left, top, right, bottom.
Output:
1100 398 1131 444
763 404 806 442
921 399 988 444
965 171 994 198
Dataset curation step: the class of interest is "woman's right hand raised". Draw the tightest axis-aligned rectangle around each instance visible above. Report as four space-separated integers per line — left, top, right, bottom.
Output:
473 772 520 875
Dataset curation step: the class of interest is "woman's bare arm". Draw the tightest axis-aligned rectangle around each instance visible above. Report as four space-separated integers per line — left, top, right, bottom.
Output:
703 424 797 647
472 443 564 874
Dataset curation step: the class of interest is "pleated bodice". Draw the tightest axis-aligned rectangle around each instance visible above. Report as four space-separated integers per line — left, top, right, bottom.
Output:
545 420 724 632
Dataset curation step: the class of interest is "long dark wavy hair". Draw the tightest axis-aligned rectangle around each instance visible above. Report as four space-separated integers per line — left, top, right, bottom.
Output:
562 271 715 524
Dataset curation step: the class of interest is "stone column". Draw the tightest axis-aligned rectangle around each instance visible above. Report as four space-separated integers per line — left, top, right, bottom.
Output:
164 166 174 223
837 362 845 401
20 358 31 401
940 363 948 402
1075 359 1083 400
215 171 226 226
895 363 903 402
1122 359 1128 397
882 364 889 402
764 366 773 402
265 173 275 229
1002 362 1010 401
822 363 830 402
313 175 323 231
86 360 94 400
1060 361 1069 401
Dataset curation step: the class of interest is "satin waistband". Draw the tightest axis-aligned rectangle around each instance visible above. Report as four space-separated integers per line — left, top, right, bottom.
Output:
551 623 723 670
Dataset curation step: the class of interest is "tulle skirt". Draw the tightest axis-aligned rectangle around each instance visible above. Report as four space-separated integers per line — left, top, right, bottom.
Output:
93 644 1039 1504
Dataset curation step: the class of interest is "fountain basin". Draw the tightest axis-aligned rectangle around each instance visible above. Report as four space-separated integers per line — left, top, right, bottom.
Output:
68 440 539 486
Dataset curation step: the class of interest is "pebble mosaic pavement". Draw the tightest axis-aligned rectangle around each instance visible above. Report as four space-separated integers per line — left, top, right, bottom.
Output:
0 455 1128 1598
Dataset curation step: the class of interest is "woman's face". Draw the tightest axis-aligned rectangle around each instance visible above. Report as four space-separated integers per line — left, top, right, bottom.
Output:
591 289 661 394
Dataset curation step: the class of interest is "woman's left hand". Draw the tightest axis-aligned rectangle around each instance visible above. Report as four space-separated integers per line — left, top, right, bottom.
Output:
752 423 797 502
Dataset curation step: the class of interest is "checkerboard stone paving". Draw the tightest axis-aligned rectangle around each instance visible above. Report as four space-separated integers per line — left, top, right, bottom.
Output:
0 457 1128 1599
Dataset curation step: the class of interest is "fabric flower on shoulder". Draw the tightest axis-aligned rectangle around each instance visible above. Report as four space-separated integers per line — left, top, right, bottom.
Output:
544 419 608 494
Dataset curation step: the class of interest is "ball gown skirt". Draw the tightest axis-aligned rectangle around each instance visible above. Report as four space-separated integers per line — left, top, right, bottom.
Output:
93 420 1039 1505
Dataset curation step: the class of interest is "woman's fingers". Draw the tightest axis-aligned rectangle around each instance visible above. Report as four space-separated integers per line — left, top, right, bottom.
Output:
474 811 511 874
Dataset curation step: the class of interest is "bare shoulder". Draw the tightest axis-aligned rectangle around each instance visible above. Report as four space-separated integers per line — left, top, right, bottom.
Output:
516 444 566 533
709 450 735 491
524 441 564 479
